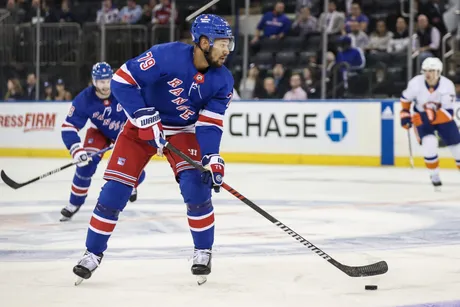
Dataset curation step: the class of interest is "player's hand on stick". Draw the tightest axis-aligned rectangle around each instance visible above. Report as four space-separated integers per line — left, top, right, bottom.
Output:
70 143 91 167
201 154 225 193
134 107 165 156
400 109 412 129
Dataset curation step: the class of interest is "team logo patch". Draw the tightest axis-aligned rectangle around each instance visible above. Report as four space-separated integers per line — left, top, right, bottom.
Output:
88 138 94 144
194 73 205 84
103 99 111 106
117 157 126 166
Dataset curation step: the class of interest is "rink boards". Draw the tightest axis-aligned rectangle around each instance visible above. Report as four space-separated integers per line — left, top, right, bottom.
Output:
0 100 460 168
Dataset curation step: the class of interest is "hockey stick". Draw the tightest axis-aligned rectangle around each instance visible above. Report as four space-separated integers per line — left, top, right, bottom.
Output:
163 141 389 277
1 146 113 190
407 129 414 168
185 0 220 22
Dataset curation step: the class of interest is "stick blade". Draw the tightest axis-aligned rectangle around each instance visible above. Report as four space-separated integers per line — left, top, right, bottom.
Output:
331 259 388 277
1 170 22 189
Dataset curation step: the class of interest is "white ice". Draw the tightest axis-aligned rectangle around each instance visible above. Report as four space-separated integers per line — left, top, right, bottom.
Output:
1 157 460 307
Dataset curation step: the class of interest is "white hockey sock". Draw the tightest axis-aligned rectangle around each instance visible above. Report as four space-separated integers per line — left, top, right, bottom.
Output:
447 143 460 170
421 135 439 175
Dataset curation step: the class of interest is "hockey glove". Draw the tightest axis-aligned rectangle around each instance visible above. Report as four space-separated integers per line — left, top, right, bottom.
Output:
400 109 412 129
424 102 438 123
201 154 225 193
133 107 165 156
70 143 91 167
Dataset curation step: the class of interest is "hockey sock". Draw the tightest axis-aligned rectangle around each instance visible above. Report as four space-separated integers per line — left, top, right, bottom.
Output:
421 135 439 176
86 180 132 254
69 155 100 206
447 143 460 170
138 170 146 185
179 170 214 249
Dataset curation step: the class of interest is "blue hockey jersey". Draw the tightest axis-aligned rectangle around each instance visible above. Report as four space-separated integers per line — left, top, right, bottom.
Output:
110 42 234 156
61 86 127 150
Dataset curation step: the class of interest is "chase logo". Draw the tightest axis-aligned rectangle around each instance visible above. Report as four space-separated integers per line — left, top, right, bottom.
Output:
325 110 348 142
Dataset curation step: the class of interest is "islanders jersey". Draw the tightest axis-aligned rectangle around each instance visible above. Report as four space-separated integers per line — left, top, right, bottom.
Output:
110 42 234 156
61 86 127 150
401 75 456 114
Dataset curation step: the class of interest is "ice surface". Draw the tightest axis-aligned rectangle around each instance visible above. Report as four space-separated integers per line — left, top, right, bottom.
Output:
1 158 460 307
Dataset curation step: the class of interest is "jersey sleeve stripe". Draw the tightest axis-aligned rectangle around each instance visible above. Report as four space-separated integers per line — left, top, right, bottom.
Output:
114 64 139 87
61 121 79 132
199 109 224 120
196 115 223 128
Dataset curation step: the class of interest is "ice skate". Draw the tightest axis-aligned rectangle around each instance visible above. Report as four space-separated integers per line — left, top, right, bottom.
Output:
60 204 81 222
430 174 442 191
191 248 212 285
129 188 137 202
73 250 103 286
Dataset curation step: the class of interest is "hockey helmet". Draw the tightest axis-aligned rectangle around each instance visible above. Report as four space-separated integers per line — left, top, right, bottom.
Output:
191 14 235 51
92 62 113 80
421 57 443 73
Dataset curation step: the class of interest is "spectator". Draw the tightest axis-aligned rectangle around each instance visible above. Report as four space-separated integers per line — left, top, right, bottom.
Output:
302 67 319 98
25 0 58 23
4 78 24 101
54 79 72 100
59 0 77 23
25 72 36 100
292 6 318 36
344 2 369 33
6 0 26 24
239 63 262 99
336 35 365 71
251 2 291 46
336 36 365 93
139 0 157 24
284 74 307 100
119 0 142 24
420 0 447 35
295 0 315 13
41 0 59 23
255 77 278 99
348 21 369 50
96 0 120 24
387 17 410 53
415 14 441 63
42 81 54 100
317 0 345 34
272 63 290 98
367 20 393 52
152 0 177 25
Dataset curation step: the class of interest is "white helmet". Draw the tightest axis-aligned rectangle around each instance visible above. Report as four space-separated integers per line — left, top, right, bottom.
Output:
421 57 443 74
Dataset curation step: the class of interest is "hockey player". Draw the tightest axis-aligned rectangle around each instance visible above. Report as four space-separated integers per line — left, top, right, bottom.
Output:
400 57 458 187
72 14 234 285
60 62 145 222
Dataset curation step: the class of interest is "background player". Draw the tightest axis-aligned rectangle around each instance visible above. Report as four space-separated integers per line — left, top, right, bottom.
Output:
60 62 145 222
400 57 458 187
71 14 234 286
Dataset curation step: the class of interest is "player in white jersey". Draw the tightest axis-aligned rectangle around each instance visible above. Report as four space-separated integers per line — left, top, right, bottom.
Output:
400 57 458 187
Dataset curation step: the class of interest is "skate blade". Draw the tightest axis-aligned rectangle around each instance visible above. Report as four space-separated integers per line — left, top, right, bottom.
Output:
60 216 71 222
196 276 207 286
75 277 84 286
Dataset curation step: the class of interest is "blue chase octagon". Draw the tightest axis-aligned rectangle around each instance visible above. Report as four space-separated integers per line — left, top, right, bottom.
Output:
325 110 348 142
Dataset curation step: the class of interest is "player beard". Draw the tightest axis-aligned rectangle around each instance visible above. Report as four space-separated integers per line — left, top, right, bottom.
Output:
206 48 225 68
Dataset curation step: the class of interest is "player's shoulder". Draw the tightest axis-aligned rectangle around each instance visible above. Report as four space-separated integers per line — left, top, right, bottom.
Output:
151 42 192 58
408 74 424 86
73 86 95 106
212 65 234 88
440 76 455 88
